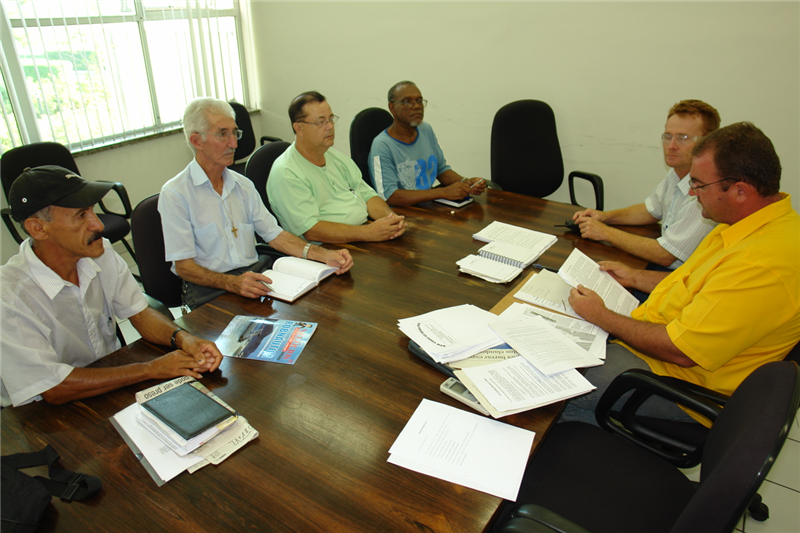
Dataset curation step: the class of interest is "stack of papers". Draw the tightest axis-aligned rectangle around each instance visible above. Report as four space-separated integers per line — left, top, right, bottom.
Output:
400 302 604 418
111 377 259 486
398 304 504 364
388 399 535 500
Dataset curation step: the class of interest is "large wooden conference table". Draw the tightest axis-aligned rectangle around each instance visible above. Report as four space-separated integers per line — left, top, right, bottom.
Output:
1 189 658 533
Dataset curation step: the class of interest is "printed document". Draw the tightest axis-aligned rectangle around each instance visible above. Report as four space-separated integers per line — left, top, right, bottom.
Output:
558 248 640 317
500 302 607 360
489 315 603 375
456 357 595 416
514 269 582 319
388 399 535 500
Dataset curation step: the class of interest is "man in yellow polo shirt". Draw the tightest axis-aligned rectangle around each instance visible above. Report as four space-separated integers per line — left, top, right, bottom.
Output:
563 122 800 426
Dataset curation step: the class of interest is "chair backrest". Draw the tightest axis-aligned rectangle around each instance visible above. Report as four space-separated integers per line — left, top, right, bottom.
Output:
1 142 80 201
670 361 800 533
349 107 393 187
229 101 256 166
130 194 183 308
244 141 291 214
491 100 564 199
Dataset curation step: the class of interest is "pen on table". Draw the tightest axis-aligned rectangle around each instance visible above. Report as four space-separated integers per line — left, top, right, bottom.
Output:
533 264 559 273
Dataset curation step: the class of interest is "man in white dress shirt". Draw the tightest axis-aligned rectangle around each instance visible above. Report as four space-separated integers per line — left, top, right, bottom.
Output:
573 100 720 271
159 98 353 309
0 166 223 408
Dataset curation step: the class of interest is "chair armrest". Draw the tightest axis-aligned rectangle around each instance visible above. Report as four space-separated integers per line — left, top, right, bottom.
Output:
260 135 283 145
496 504 593 533
96 181 133 219
144 294 174 320
595 369 728 466
2 208 25 244
255 242 289 262
568 171 604 211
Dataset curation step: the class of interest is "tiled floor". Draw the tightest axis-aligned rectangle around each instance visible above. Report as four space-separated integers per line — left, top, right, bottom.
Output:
114 244 800 532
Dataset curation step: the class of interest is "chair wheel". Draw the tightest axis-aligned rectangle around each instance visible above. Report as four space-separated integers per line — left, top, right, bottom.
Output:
748 494 769 522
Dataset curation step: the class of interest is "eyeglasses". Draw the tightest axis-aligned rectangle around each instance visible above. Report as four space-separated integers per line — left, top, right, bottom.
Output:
392 98 428 108
689 177 736 191
662 133 700 145
200 129 243 141
296 115 339 127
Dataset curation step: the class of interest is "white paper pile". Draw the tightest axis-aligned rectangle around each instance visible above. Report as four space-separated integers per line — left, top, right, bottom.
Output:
398 304 504 363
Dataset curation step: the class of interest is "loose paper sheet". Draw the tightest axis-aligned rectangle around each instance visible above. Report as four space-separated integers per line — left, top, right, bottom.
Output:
388 399 535 501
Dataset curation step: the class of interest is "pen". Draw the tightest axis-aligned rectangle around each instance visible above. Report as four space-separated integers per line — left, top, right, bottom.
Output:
470 178 486 189
260 280 274 292
533 264 559 273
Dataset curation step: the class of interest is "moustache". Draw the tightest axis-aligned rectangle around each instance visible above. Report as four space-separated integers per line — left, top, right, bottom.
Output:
87 231 104 245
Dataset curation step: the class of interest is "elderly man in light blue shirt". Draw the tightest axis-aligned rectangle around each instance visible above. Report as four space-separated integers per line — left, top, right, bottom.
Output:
159 98 353 309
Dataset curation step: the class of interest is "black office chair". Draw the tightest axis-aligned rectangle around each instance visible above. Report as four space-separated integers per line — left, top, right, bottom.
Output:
244 140 291 216
490 361 800 533
0 142 136 262
130 194 183 309
599 341 800 469
228 101 257 175
349 107 393 187
491 100 604 210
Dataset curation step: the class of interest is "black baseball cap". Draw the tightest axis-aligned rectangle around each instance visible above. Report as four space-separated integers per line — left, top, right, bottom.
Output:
9 165 115 222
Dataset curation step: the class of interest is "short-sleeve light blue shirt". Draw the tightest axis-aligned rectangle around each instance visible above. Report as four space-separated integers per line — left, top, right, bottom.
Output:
368 122 451 201
159 159 284 274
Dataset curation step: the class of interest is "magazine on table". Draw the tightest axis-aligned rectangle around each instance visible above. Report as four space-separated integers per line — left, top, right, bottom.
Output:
215 315 317 365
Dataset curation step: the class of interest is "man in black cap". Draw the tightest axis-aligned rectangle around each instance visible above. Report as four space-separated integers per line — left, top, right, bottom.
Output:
0 165 223 408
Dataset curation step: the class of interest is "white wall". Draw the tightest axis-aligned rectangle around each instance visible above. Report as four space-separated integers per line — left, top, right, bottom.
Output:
250 1 799 209
3 1 798 263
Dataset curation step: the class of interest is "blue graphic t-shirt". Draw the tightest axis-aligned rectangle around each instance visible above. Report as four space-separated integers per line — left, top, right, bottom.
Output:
368 122 451 200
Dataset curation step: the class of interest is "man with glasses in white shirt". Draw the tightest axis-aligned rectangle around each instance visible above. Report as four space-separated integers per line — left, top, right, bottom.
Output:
369 81 487 206
573 100 720 271
160 98 353 309
267 91 405 243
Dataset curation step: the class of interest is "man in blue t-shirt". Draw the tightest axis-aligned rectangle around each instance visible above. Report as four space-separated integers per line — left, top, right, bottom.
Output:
368 81 487 206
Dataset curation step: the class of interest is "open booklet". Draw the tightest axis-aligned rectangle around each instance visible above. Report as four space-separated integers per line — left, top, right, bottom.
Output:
263 256 337 302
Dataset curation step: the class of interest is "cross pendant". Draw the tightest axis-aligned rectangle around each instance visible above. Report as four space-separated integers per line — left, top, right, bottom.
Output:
232 226 238 238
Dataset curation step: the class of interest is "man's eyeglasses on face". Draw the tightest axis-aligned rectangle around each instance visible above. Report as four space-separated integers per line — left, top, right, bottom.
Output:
201 129 243 141
392 98 428 108
297 115 339 127
662 133 700 145
689 177 736 191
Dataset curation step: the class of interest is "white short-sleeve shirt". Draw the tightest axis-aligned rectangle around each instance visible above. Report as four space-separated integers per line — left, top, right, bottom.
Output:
644 168 717 269
0 239 148 407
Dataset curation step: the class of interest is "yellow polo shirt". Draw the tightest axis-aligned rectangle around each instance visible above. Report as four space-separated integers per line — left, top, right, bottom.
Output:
621 194 800 416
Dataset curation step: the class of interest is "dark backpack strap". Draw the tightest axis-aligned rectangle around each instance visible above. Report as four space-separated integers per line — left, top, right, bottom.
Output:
0 444 59 470
2 445 102 501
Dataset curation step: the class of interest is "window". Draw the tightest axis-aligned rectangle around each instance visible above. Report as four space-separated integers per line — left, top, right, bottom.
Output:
0 0 248 153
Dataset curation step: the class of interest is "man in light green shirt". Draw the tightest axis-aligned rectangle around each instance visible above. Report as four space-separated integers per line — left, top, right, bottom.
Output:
268 91 406 243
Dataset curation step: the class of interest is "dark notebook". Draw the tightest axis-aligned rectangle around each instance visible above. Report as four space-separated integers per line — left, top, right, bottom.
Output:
141 384 234 441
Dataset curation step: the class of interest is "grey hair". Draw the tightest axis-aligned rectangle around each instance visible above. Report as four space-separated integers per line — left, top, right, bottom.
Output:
388 81 416 103
21 206 54 237
183 98 236 153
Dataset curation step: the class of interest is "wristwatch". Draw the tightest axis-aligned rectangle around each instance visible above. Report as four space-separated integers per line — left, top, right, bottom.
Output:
170 328 185 350
302 243 312 260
